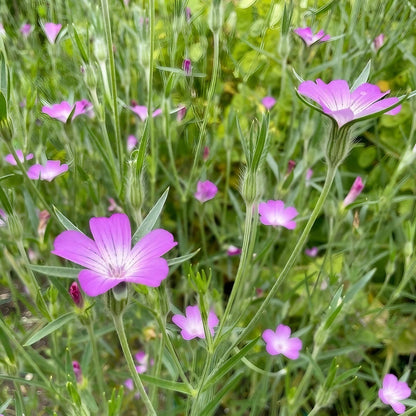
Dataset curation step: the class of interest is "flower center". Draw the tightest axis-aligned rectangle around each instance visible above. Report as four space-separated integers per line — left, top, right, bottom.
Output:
108 264 126 279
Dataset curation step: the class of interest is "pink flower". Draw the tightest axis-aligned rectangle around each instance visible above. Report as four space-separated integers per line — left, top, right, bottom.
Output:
305 247 318 257
262 96 276 110
306 168 313 181
42 100 93 123
194 180 218 203
262 324 302 360
176 105 187 121
69 282 84 308
258 200 298 230
20 23 32 37
27 160 68 181
294 27 330 46
343 176 364 207
127 135 138 152
172 305 219 340
51 213 177 297
298 79 401 128
373 34 384 52
0 209 7 227
72 361 82 383
4 149 33 165
185 7 192 22
43 23 62 44
131 105 162 121
227 245 242 256
286 160 296 176
182 58 192 75
134 350 153 374
378 374 411 414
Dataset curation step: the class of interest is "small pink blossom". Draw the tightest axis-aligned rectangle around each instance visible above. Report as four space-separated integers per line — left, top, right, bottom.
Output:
51 213 177 297
42 100 93 123
258 200 298 230
107 197 122 213
131 105 162 121
4 150 33 165
294 27 330 46
72 361 82 383
194 180 218 203
27 160 68 181
306 168 313 181
176 105 187 121
185 7 192 22
262 96 276 110
20 23 32 37
38 210 50 239
343 176 364 207
378 374 411 414
172 305 219 340
305 247 318 257
227 245 242 256
43 23 62 44
373 34 384 52
127 135 138 152
203 146 210 161
182 58 192 75
262 324 302 360
134 350 153 374
69 282 84 309
287 160 296 176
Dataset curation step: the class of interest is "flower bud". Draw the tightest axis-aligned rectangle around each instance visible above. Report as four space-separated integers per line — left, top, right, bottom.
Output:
208 0 223 34
69 281 84 309
343 177 364 207
93 38 107 63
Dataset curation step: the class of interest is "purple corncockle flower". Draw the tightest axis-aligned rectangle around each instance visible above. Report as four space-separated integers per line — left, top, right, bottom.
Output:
262 324 302 359
343 177 364 207
4 149 34 165
42 100 93 123
378 374 411 414
27 160 68 181
262 96 276 110
194 180 218 203
131 105 162 122
134 350 153 374
182 58 192 75
373 34 384 51
69 281 84 309
258 200 298 230
51 213 177 297
127 135 138 152
43 23 62 44
294 27 330 46
305 247 318 257
286 160 296 176
20 23 32 37
72 361 82 383
298 79 402 128
227 245 242 256
172 305 219 340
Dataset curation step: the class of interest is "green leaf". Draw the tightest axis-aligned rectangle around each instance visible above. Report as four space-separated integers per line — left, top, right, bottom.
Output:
139 374 193 395
71 24 89 63
132 187 170 243
167 249 200 266
351 60 371 91
237 0 258 8
30 265 81 279
344 269 375 304
0 91 7 122
53 206 82 232
0 184 12 214
24 313 76 346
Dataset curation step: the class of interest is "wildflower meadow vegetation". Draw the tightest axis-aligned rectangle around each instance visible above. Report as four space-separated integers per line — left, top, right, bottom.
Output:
1 0 416 415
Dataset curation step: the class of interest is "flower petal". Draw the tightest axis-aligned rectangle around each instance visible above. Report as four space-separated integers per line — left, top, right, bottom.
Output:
78 269 121 296
124 257 169 287
350 83 388 114
275 324 291 339
355 97 401 119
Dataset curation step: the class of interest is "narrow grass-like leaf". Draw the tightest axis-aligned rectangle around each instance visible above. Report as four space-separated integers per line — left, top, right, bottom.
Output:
53 206 82 232
0 91 7 122
167 249 200 266
132 187 169 243
344 268 375 304
0 184 12 214
24 312 76 346
351 60 372 91
30 265 81 279
139 374 193 395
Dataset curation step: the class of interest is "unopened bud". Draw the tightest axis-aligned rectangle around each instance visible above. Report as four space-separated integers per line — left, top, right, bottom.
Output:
72 360 82 383
37 210 50 240
69 281 84 309
93 38 107 63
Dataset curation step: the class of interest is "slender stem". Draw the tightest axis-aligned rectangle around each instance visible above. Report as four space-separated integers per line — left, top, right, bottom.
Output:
86 321 106 400
112 313 157 416
100 0 123 187
186 30 220 196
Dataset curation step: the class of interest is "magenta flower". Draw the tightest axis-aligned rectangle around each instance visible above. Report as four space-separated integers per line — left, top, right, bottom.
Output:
262 324 302 359
258 200 298 230
69 281 84 309
43 23 62 44
227 245 242 256
131 105 162 122
298 79 401 128
127 135 138 152
194 180 218 203
42 100 93 123
373 34 384 52
294 27 330 46
20 23 32 37
4 150 33 165
51 213 177 297
343 176 364 207
172 305 219 340
378 374 411 414
305 247 318 257
27 160 68 181
182 58 192 75
134 350 153 374
262 96 276 110
72 361 82 383
176 105 187 121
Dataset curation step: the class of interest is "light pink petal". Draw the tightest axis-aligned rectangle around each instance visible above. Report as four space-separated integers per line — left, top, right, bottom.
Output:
78 269 121 296
391 402 406 414
396 381 411 400
172 314 187 329
52 230 107 274
275 324 291 339
73 99 93 119
322 107 354 127
42 101 73 123
383 374 398 389
152 109 162 117
262 329 276 344
298 80 327 106
124 257 169 287
283 220 297 230
89 213 132 270
320 80 351 111
42 160 68 181
294 27 313 46
282 207 298 221
131 105 148 121
262 96 276 110
135 351 146 363
208 310 219 332
44 23 62 44
355 97 401 119
27 164 42 179
284 337 302 359
350 83 388 114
